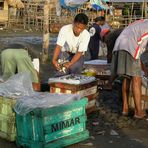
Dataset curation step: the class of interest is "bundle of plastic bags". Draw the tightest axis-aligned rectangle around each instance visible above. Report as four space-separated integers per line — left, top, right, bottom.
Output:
14 92 81 115
0 73 33 98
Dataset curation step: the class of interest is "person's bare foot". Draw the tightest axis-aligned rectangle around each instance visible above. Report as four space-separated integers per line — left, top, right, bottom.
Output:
134 111 146 119
122 108 129 116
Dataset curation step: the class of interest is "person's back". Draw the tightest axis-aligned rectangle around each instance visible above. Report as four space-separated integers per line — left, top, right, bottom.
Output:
89 23 101 48
113 19 148 59
104 28 124 63
1 42 40 90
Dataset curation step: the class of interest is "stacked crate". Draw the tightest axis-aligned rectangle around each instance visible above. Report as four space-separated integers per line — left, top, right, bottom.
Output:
84 60 111 90
15 98 89 148
114 9 122 16
49 75 98 114
129 85 148 111
0 96 17 141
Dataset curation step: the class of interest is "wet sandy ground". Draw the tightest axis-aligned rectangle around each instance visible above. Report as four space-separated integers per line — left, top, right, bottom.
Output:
0 128 148 148
0 30 147 148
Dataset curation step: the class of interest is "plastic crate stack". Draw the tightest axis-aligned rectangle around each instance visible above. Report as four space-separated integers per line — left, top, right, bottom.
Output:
15 97 89 148
48 74 98 114
84 60 111 90
0 96 17 141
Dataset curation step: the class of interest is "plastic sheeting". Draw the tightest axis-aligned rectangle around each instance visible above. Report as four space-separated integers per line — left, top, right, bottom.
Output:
0 73 33 98
142 76 148 88
60 0 88 11
84 59 108 65
14 92 81 115
90 0 109 10
48 74 96 85
64 0 88 7
141 71 148 88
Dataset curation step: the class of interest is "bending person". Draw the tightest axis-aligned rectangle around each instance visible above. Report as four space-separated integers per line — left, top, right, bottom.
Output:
111 19 148 119
1 42 40 91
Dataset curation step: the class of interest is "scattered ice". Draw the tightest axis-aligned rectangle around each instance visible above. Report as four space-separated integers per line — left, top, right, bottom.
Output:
110 129 119 136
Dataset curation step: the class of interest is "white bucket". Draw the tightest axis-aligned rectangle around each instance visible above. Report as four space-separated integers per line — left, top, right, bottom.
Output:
32 58 40 73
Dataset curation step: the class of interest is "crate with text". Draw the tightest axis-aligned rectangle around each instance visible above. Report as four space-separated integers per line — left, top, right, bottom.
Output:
129 75 148 110
15 97 89 148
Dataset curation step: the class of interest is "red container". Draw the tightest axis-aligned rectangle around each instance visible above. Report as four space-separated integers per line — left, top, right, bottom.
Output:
49 80 98 113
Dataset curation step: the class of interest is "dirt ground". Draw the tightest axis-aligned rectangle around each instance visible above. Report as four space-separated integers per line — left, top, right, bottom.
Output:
0 30 147 148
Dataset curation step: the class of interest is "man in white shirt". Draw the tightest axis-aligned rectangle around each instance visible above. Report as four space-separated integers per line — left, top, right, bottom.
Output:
52 13 90 75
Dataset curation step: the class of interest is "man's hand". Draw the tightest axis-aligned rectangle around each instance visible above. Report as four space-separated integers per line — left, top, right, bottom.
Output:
52 45 62 71
65 52 82 69
63 62 72 69
52 60 61 71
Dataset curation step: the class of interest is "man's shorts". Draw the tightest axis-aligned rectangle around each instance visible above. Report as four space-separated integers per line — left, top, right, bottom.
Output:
111 50 141 77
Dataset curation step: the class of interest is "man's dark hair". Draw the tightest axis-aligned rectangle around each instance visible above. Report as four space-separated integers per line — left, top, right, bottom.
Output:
94 16 105 22
74 13 88 25
105 28 124 63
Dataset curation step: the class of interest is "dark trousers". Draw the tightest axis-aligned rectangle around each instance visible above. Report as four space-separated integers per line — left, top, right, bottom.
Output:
68 54 84 74
89 47 99 60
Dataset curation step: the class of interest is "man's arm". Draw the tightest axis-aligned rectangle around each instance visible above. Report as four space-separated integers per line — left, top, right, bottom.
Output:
63 52 83 69
52 45 61 71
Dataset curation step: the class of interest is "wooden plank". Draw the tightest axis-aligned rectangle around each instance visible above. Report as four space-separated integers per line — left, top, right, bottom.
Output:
0 10 8 22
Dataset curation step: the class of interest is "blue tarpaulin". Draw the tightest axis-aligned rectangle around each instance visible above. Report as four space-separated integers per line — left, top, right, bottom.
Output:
90 0 109 10
60 0 88 11
107 0 148 2
60 0 77 10
92 4 104 10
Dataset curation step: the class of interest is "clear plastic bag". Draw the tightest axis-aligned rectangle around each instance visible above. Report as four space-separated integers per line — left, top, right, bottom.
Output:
99 41 107 57
64 0 88 7
0 72 33 98
48 74 96 85
14 92 81 115
141 71 148 88
142 76 148 88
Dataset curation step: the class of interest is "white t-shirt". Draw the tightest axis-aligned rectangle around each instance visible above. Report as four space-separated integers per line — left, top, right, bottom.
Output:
56 24 90 54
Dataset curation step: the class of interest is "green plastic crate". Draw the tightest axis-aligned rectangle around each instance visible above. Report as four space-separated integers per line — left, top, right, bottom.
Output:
0 114 16 141
0 131 15 142
0 96 16 116
17 130 89 148
0 96 17 141
0 114 16 133
16 98 89 147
